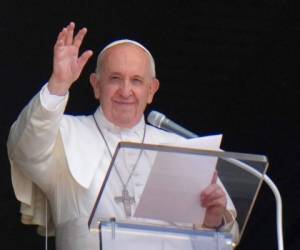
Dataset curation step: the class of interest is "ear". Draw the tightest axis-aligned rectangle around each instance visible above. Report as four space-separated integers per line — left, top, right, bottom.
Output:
147 78 160 104
90 73 100 100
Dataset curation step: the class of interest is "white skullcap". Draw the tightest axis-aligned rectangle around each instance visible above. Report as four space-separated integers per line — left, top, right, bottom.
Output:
96 39 156 77
100 39 153 58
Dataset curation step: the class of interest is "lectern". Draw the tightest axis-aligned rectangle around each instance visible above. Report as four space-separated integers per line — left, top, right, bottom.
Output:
89 141 268 250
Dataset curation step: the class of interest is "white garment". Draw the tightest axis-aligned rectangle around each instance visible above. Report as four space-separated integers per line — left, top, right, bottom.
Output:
7 84 238 250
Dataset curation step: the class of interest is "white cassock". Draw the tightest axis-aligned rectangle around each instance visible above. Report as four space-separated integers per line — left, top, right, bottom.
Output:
7 84 238 250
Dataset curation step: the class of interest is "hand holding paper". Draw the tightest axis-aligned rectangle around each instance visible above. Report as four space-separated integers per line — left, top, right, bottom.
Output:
201 171 227 228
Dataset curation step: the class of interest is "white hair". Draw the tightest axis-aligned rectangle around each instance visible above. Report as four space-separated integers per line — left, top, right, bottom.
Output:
95 39 156 78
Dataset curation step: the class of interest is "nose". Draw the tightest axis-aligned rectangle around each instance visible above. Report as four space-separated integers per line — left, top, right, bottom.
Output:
119 80 133 97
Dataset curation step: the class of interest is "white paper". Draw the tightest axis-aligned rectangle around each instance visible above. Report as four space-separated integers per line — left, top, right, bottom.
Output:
134 134 222 225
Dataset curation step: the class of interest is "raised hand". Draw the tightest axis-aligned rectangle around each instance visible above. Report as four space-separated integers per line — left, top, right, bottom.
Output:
48 22 93 95
201 171 227 228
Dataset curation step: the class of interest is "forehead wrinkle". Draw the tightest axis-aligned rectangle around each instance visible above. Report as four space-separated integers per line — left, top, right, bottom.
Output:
100 44 151 78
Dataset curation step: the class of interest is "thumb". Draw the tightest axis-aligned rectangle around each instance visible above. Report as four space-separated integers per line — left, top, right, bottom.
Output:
211 170 218 184
77 50 93 72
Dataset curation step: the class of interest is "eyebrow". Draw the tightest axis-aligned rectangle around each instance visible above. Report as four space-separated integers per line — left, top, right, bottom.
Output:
108 72 145 79
132 75 145 80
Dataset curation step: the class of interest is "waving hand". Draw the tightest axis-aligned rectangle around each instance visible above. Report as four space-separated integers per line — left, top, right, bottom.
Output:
48 22 93 95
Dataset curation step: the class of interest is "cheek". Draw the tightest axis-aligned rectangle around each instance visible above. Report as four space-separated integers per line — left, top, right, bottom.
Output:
146 93 153 103
146 88 155 103
135 89 148 102
99 85 115 99
95 88 101 99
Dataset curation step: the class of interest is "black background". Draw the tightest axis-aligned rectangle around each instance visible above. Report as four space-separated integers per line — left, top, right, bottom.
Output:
1 1 299 249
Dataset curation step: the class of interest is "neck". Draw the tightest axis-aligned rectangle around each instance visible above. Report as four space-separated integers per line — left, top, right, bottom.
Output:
92 114 147 158
98 107 145 132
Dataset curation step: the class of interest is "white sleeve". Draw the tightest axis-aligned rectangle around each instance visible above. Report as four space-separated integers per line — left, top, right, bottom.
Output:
7 83 69 190
40 83 68 111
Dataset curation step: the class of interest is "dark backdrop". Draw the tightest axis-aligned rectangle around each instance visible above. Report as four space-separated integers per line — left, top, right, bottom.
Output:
1 1 299 249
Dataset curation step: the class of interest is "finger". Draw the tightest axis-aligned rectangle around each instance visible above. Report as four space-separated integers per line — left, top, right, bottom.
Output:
56 30 65 44
66 22 75 45
201 183 225 204
202 189 224 206
201 183 218 197
202 186 227 207
203 196 226 208
202 189 226 206
77 50 93 71
211 170 218 184
54 28 67 49
73 28 88 48
54 40 64 55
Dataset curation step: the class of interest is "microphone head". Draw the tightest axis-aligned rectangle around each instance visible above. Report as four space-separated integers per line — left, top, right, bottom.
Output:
147 110 166 128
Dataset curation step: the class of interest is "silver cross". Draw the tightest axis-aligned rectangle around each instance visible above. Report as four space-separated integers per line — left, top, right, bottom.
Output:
114 188 135 217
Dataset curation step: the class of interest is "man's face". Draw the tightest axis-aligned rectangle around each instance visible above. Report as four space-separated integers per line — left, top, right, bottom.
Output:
90 44 159 128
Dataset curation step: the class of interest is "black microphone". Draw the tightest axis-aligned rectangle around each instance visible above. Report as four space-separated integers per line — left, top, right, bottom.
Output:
147 110 198 139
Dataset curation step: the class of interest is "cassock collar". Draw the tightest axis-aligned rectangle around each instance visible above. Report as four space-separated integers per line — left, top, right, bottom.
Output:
93 107 146 138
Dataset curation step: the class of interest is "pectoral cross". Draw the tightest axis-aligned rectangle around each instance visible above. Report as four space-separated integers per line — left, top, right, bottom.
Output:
114 188 135 217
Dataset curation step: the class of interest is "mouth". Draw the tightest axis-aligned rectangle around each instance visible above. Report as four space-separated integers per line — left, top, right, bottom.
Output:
113 99 136 105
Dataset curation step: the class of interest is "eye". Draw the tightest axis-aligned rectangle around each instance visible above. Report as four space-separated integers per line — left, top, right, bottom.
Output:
111 75 120 80
109 75 122 83
132 78 143 85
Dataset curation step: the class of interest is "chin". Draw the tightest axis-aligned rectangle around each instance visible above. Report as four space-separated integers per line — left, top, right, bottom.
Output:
112 113 135 127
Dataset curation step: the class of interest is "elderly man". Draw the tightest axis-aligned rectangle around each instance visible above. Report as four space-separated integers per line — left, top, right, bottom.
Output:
7 22 237 250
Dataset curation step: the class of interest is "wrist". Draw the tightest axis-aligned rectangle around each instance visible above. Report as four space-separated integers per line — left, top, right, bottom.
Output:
48 76 70 96
203 216 225 230
215 216 226 230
